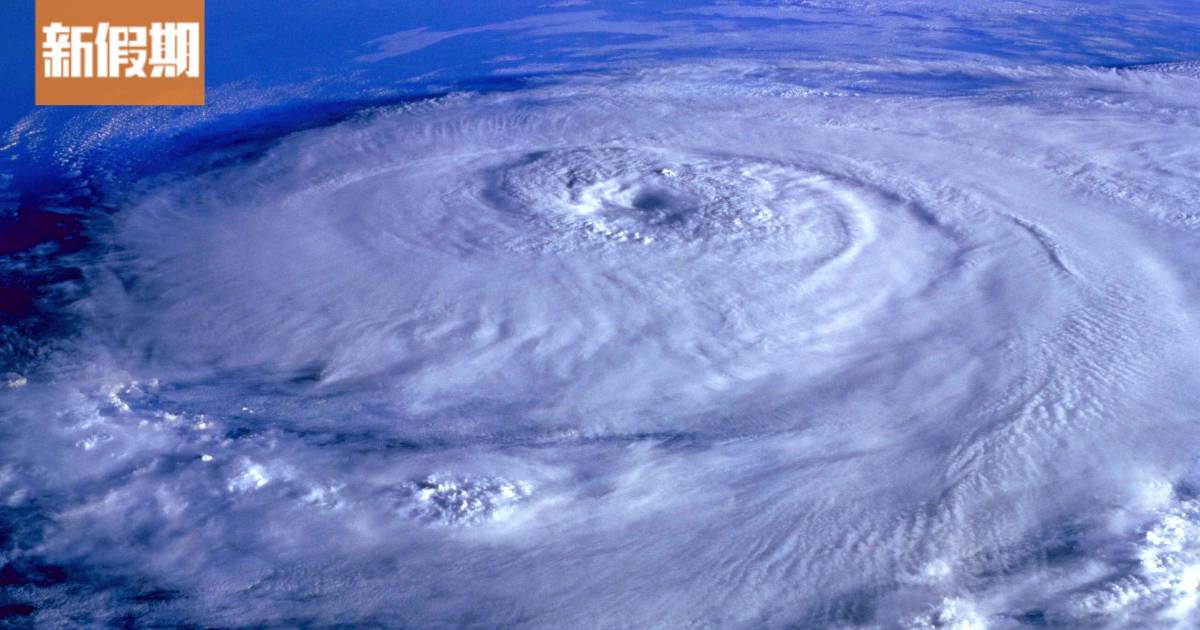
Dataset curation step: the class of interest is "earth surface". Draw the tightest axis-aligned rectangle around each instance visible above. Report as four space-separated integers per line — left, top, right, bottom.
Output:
3 1 1200 628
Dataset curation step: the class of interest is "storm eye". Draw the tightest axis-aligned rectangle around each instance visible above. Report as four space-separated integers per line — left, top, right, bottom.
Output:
628 188 691 225
492 147 841 248
631 190 670 211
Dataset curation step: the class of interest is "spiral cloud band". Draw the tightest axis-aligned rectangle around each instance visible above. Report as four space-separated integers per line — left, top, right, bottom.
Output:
4 27 1200 629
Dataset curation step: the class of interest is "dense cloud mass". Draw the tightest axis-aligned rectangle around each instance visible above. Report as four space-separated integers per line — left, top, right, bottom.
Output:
4 13 1200 628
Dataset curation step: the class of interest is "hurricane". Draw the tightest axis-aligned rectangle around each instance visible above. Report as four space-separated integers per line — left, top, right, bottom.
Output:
3 2 1200 628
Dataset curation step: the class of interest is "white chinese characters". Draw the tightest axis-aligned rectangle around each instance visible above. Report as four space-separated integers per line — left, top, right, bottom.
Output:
42 21 200 79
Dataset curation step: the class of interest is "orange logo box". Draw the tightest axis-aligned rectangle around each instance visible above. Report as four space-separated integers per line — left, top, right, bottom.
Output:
36 0 205 106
